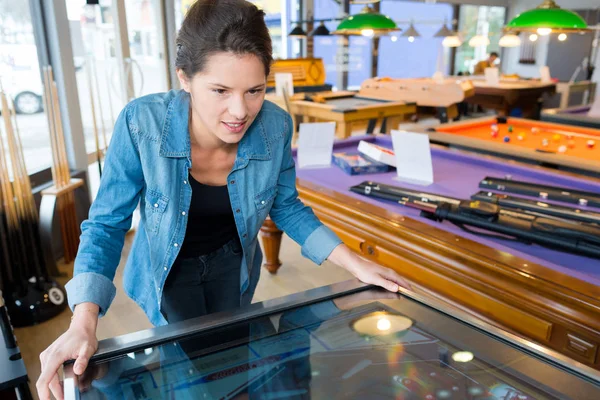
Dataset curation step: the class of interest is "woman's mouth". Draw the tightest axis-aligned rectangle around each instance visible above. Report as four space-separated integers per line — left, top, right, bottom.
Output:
222 121 246 133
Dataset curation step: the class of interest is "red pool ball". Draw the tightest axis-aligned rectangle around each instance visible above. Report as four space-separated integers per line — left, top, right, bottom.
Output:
491 131 498 138
587 140 596 149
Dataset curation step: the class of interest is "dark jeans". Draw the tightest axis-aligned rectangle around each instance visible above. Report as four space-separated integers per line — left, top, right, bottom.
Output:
160 239 243 323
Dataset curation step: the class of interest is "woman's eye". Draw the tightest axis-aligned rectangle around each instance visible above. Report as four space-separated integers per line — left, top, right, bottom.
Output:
248 89 264 95
213 89 227 95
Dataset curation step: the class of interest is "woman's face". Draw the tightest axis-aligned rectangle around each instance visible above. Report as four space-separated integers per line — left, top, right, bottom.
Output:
177 52 267 145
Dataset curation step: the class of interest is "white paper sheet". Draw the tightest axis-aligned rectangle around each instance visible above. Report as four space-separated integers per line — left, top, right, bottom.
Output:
297 122 336 169
540 66 552 83
390 130 434 186
275 73 294 97
484 67 500 86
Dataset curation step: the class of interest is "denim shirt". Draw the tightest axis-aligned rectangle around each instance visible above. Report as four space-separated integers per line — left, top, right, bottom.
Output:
65 90 342 326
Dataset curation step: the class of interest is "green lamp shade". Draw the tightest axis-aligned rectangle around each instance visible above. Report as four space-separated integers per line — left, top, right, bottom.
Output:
506 1 587 32
333 6 399 36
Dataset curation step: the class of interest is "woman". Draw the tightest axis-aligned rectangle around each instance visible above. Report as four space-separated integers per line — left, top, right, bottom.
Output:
36 1 409 399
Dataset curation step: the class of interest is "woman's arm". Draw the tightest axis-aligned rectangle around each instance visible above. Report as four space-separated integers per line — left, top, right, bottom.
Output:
65 103 145 317
37 105 144 400
269 114 410 292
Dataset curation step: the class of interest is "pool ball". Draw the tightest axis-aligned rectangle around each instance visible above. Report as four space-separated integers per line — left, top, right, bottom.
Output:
542 138 549 147
531 127 540 134
517 134 525 141
587 140 596 149
558 145 567 153
552 134 561 142
491 124 498 132
490 131 498 138
508 126 513 133
567 140 576 149
503 136 510 143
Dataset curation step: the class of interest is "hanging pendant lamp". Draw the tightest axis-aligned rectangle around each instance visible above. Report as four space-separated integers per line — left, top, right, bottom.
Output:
333 5 400 37
505 0 588 34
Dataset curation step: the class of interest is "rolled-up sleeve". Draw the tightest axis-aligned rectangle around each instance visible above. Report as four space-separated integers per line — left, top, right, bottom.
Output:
65 104 144 317
268 114 342 265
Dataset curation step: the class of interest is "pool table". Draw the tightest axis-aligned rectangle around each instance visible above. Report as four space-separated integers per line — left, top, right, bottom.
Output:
260 135 600 369
62 280 600 399
281 91 417 138
427 116 600 176
542 104 600 130
465 80 556 118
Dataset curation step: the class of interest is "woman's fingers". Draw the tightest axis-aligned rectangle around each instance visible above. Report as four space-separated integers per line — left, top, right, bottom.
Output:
49 374 64 400
382 267 412 290
36 357 63 400
74 342 96 375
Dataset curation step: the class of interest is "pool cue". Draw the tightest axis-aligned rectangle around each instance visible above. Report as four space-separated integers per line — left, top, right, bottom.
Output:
8 95 48 279
44 67 77 263
0 120 28 294
49 69 79 262
1 91 44 280
91 59 109 159
43 67 70 262
85 61 103 177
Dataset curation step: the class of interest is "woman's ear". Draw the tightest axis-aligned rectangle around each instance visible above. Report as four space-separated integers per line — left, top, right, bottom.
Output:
176 69 191 93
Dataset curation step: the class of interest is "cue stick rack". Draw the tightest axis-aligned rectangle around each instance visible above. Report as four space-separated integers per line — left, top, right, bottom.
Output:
0 83 67 327
41 66 81 265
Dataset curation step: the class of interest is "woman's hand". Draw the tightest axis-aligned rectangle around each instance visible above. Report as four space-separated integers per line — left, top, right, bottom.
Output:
328 244 411 292
37 303 99 400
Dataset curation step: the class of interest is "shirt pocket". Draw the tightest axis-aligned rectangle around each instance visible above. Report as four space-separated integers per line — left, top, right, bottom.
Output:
145 189 169 235
254 185 278 220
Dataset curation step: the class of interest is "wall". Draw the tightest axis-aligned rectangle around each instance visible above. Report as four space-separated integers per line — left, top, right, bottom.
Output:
502 0 600 91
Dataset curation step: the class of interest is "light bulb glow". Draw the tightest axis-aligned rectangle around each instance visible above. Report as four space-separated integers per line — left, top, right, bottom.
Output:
537 28 552 36
452 351 474 363
468 35 490 47
442 36 462 47
361 29 374 37
499 34 521 47
377 318 391 331
529 34 538 42
408 36 414 42
558 33 567 41
391 36 398 42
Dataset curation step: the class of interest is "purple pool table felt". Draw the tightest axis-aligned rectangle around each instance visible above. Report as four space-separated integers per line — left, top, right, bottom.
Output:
294 136 600 285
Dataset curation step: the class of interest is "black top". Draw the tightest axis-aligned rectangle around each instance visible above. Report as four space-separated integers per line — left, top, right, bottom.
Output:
178 175 239 258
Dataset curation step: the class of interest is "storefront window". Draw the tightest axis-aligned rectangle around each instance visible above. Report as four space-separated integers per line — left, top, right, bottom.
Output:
174 0 285 60
0 0 53 174
66 0 121 163
454 5 506 75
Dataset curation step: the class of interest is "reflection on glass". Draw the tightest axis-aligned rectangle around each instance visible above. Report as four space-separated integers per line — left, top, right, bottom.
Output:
69 290 600 399
0 0 52 174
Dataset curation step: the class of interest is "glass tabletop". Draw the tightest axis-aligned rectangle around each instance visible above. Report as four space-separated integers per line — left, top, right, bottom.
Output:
63 281 600 399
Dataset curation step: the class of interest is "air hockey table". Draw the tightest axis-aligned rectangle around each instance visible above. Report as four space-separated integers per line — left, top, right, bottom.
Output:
541 104 600 130
260 135 600 370
62 280 600 399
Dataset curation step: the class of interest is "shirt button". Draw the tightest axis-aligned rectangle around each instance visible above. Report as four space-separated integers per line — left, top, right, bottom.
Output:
164 267 168 271
182 212 186 216
174 243 178 247
183 180 187 184
261 200 265 205
230 180 235 184
242 234 247 238
154 203 159 208
236 209 240 213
